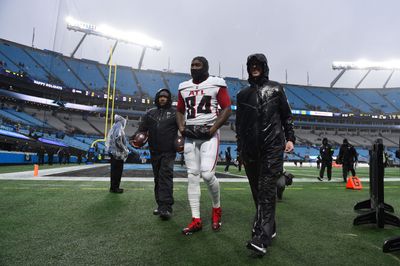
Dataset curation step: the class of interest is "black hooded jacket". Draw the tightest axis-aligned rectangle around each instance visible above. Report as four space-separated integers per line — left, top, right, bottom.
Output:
337 142 358 165
320 138 334 162
236 54 295 161
137 88 178 153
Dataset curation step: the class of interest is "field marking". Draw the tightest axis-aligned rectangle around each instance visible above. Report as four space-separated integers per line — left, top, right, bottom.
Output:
80 187 108 191
1 187 30 190
3 175 400 183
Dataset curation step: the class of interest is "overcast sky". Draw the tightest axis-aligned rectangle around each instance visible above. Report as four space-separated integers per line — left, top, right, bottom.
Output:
1 0 400 88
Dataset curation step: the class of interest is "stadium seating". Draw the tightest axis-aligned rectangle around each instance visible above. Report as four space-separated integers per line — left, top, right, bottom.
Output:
25 48 87 90
98 64 141 96
285 85 331 110
0 40 49 81
380 88 400 112
328 88 372 113
62 58 107 91
0 38 399 165
4 108 49 128
283 86 308 109
352 89 397 113
162 72 190 94
134 69 165 97
225 77 246 102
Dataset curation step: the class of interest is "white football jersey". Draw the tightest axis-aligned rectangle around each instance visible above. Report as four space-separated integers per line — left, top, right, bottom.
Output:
178 76 227 126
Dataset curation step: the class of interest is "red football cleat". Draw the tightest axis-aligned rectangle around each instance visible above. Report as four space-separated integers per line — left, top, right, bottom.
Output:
212 207 222 231
182 218 202 235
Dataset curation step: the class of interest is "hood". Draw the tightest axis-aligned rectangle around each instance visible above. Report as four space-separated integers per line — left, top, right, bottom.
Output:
191 56 209 83
155 88 172 108
114 114 127 129
247 53 269 86
322 138 328 145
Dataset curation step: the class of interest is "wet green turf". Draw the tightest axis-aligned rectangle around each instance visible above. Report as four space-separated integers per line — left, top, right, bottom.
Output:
1 178 400 265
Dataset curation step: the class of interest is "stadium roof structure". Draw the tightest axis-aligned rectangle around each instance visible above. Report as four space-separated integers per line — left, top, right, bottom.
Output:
65 16 162 69
331 60 400 88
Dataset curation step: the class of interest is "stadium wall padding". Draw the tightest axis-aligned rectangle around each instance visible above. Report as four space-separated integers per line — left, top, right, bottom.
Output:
0 151 79 164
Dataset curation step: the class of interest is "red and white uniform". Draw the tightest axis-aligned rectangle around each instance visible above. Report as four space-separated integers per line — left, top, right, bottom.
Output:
177 76 231 126
177 76 231 219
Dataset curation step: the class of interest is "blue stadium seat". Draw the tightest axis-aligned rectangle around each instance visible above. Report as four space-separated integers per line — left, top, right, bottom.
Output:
285 85 330 110
162 72 190 95
134 69 165 97
98 64 141 96
283 85 308 109
329 88 371 113
63 58 107 91
0 49 20 73
353 89 397 114
380 88 400 112
26 49 87 90
225 77 246 103
5 109 49 128
0 109 35 126
0 41 49 81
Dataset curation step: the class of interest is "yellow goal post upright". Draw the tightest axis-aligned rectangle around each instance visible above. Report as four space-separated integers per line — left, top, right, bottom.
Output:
91 48 117 149
64 16 163 150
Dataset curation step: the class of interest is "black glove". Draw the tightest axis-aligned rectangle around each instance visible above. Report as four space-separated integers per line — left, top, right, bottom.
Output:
183 125 212 140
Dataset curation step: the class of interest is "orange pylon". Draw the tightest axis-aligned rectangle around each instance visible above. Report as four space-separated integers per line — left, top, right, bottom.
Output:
33 164 39 177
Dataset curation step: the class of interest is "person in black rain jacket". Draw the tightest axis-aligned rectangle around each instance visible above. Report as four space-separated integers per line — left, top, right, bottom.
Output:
236 53 295 256
133 88 178 220
318 138 334 181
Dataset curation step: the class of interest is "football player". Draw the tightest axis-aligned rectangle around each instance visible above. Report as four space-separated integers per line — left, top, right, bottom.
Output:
176 56 231 235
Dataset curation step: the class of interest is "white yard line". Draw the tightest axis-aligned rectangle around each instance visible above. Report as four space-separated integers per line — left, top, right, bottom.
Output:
1 164 399 183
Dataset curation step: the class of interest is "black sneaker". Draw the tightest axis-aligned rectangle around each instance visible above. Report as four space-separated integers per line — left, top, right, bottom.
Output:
159 210 172 220
246 239 267 256
153 209 160 215
109 188 124 193
317 177 323 181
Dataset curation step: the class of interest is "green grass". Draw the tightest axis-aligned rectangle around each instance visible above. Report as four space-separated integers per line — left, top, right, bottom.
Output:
0 164 79 174
217 165 400 180
1 178 400 265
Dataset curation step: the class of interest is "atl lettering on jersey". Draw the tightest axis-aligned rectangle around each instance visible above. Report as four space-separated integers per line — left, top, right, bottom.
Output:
177 76 231 126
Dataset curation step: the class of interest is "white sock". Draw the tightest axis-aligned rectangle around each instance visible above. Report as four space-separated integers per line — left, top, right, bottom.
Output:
188 173 201 218
204 174 220 208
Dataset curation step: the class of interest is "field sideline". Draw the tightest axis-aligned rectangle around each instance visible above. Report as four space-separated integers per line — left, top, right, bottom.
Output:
1 164 400 265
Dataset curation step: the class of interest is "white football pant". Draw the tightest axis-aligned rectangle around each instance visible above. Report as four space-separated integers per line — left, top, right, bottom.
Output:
184 131 220 218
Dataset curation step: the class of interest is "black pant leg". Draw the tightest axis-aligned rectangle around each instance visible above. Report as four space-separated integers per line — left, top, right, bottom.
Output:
254 152 283 247
244 159 260 208
244 159 260 237
151 155 161 208
110 155 116 189
257 172 279 246
327 162 332 179
157 153 175 212
110 155 124 189
224 160 231 172
115 159 124 188
319 162 326 178
342 164 349 182
349 164 356 176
